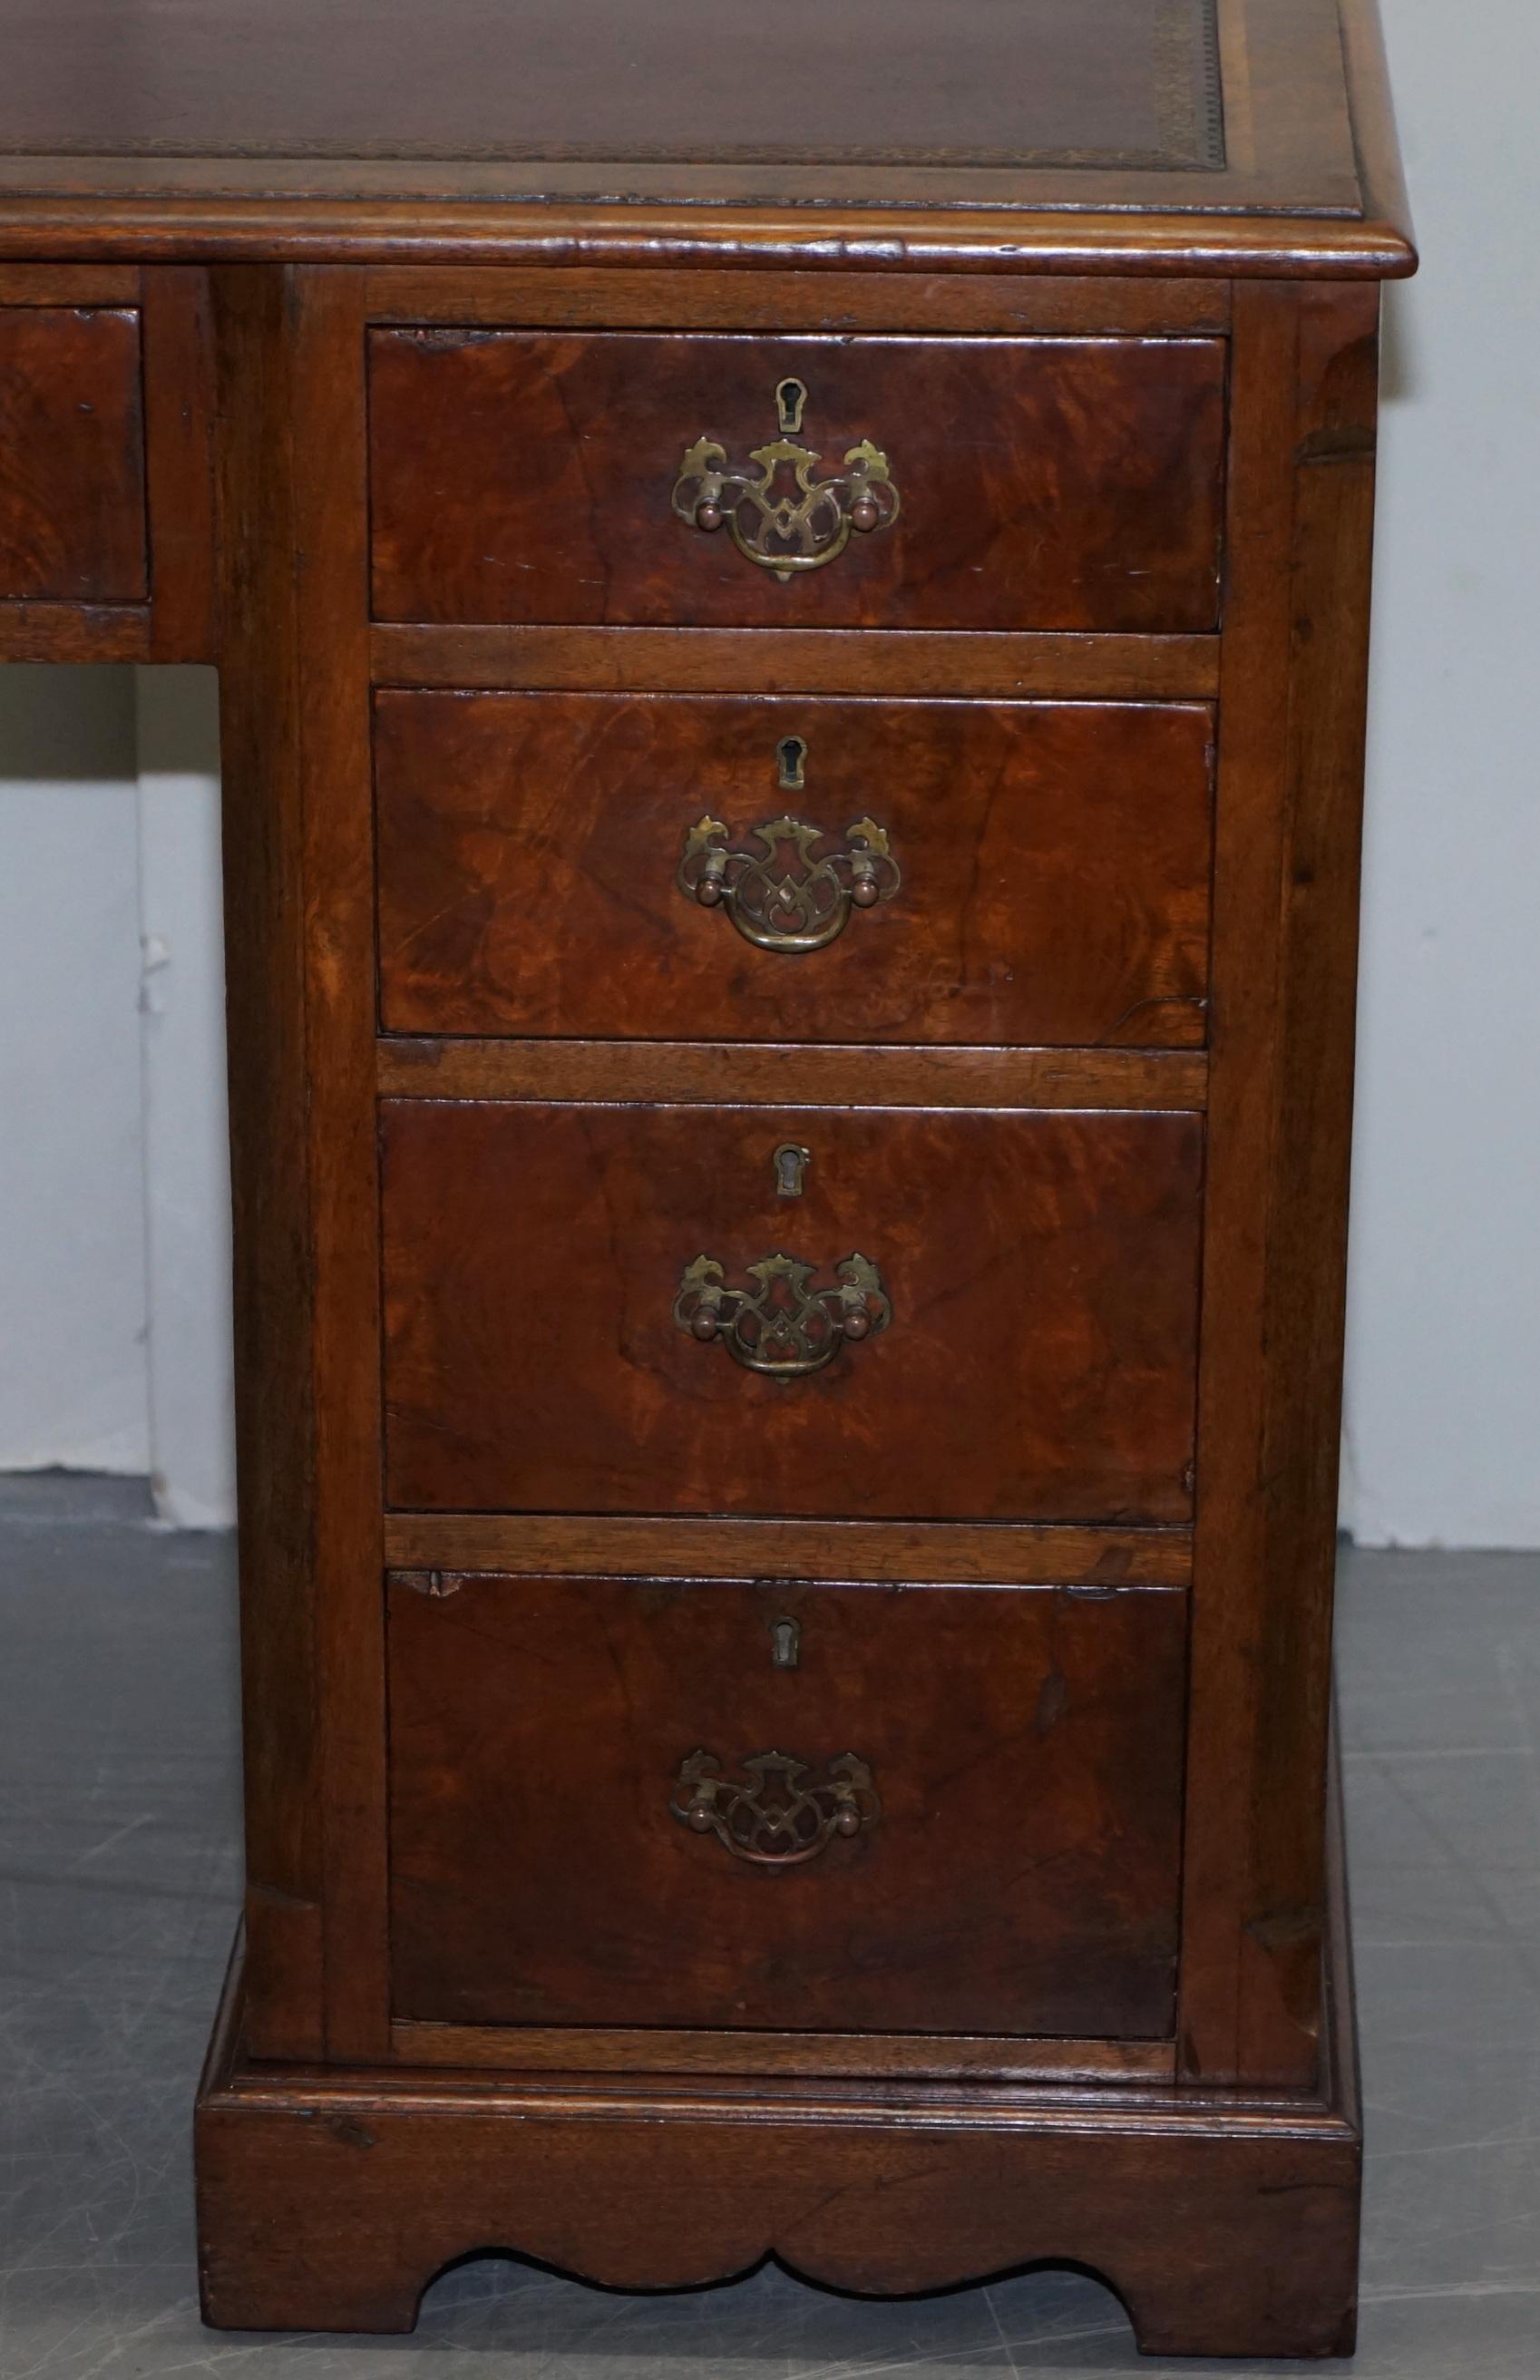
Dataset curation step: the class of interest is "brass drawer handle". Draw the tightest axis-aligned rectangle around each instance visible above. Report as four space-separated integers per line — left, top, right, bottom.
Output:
671 376 900 581
674 1251 892 1379
677 812 900 953
671 1749 881 1866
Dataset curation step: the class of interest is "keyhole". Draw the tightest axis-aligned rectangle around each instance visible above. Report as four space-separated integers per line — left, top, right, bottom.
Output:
775 377 808 435
775 734 808 794
770 1616 801 1669
774 1143 811 1199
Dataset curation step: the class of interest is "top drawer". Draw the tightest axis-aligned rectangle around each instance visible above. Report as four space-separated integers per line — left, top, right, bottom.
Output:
368 332 1226 632
0 307 147 603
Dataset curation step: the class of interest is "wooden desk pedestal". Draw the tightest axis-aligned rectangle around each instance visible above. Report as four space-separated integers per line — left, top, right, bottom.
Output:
0 0 1414 2353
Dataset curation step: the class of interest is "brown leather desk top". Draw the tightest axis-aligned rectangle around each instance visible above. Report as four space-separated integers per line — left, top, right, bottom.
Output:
0 0 1414 273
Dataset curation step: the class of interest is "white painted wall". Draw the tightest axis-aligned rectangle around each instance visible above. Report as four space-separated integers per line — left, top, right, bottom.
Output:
1340 0 1540 1548
0 4 1536 1545
0 668 149 1477
0 666 232 1521
134 669 235 1528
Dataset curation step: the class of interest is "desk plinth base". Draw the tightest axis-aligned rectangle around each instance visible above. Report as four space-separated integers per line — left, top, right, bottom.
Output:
195 1861 1361 2358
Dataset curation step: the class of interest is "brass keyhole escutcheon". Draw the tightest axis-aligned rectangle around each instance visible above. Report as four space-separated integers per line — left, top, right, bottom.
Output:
770 1616 801 1669
774 1143 811 1199
775 377 808 435
776 734 808 794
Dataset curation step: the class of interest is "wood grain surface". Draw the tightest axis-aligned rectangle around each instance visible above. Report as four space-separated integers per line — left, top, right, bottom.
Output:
0 305 146 600
375 693 1214 1049
196 1788 1362 2352
381 1512 1193 1588
0 0 1414 2342
371 624 1222 699
364 267 1234 337
1179 281 1382 2089
375 1038 1208 1111
213 268 388 2063
367 331 1226 631
380 1101 1204 1523
389 2018 1179 2083
143 266 218 660
0 600 149 660
386 1573 1186 2039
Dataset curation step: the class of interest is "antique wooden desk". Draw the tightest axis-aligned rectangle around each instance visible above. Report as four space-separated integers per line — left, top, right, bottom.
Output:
0 0 1414 2356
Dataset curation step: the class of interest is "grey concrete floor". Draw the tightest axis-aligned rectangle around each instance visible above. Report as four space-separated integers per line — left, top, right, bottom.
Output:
3 1473 1538 2377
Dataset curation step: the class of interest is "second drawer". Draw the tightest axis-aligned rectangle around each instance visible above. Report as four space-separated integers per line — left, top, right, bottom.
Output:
375 692 1214 1049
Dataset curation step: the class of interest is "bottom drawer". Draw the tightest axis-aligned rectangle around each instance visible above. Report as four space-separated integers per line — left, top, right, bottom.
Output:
387 1573 1186 2041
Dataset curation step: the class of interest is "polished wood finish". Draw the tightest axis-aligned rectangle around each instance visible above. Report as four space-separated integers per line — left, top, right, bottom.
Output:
213 268 326 2059
0 0 1413 286
0 196 1416 278
0 260 216 664
374 624 1222 698
1340 0 1416 242
197 1763 1360 2351
387 1573 1185 2039
1179 281 1382 2092
0 600 151 661
0 0 1416 281
1 3 1411 2351
0 304 146 601
376 1037 1209 1112
381 1513 1192 1590
392 2018 1178 2084
376 694 1213 1048
213 268 388 2063
143 266 219 663
369 330 1226 632
0 264 139 303
381 1101 1204 1523
365 267 1233 336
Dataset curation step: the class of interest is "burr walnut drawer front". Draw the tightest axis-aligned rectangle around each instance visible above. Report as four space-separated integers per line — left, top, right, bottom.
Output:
375 693 1214 1049
386 1572 1186 2039
0 307 147 602
381 1101 1203 1524
366 331 1226 631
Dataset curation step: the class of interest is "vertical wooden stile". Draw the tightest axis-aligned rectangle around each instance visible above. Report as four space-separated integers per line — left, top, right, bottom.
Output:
214 267 387 2062
1180 278 1381 2088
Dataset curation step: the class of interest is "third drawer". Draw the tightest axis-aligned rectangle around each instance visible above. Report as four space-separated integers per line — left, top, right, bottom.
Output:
387 1572 1187 2040
381 1099 1203 1524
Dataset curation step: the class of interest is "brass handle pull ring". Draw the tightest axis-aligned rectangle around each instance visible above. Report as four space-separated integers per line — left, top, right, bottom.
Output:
677 813 900 954
674 1251 891 1379
671 381 900 581
670 1749 881 1866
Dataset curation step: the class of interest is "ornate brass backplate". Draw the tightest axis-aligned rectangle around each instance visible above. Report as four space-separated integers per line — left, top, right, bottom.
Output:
677 812 901 953
671 378 901 580
674 1250 891 1378
670 1749 881 1867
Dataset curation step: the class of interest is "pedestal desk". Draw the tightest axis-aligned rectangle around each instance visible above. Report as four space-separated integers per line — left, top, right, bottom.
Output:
0 1 1415 2355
